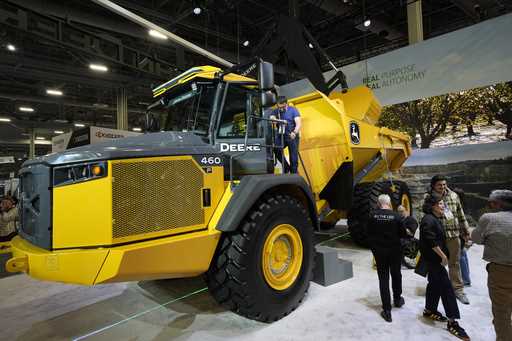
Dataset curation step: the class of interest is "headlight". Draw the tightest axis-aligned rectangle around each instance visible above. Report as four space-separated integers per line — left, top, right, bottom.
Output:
53 162 107 187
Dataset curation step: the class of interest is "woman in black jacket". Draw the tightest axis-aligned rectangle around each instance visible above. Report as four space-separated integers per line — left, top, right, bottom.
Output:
420 194 470 341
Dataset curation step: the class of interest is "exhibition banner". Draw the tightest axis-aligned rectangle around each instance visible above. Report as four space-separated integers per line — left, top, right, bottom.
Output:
0 156 15 164
52 127 141 152
89 127 141 144
280 13 512 106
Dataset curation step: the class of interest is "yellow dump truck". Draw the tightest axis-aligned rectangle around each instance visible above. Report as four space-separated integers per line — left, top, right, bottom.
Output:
7 61 411 322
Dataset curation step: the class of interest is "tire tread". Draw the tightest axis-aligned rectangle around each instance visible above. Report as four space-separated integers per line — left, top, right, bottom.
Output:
206 194 314 322
348 180 412 247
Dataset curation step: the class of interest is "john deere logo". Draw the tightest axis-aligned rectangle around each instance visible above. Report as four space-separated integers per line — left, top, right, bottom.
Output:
350 122 360 145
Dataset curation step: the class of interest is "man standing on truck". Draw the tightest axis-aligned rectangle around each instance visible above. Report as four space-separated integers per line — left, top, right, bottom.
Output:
270 96 301 174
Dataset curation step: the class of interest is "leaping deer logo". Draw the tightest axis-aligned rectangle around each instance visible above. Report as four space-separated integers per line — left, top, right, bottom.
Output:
350 122 360 144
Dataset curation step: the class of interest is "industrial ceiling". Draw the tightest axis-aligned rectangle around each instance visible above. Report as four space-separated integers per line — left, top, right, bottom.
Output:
0 0 511 178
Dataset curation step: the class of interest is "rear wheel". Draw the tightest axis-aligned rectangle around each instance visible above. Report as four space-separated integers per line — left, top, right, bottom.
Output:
348 180 412 247
206 194 314 322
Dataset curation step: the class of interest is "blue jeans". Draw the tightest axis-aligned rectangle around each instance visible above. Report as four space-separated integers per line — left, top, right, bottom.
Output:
460 248 471 285
275 135 300 173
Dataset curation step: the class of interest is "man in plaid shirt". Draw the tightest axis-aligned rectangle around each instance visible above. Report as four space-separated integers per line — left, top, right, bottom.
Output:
425 175 471 304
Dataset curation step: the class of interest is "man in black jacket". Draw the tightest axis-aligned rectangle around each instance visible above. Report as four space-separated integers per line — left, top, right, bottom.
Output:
398 205 419 269
420 194 470 341
367 194 406 322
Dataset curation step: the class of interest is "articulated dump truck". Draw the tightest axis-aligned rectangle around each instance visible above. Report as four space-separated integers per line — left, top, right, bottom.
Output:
7 61 411 322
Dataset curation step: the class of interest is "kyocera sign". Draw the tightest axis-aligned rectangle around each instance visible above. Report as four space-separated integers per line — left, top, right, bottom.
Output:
220 143 261 152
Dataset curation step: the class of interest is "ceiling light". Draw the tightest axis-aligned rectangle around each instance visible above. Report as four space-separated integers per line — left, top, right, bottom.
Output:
18 158 23 161
54 119 68 123
93 103 109 108
149 29 168 40
54 130 64 134
308 43 314 49
363 19 371 27
0 118 11 122
46 89 63 96
242 40 250 47
36 137 45 140
132 127 142 132
6 44 16 52
193 7 201 15
19 106 34 112
89 63 108 72
74 123 85 127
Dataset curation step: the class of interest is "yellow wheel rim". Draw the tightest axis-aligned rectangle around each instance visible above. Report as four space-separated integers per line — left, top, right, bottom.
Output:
401 194 411 215
262 224 303 291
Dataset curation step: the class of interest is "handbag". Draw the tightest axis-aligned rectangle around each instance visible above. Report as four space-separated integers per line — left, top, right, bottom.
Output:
414 254 428 277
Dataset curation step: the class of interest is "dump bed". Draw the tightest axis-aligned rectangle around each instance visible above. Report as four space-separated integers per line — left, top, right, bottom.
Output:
288 86 412 198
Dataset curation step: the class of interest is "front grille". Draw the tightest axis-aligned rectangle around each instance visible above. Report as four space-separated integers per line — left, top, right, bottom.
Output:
112 159 205 239
19 163 52 249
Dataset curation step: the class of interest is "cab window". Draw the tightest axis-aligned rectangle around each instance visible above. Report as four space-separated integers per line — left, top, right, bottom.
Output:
162 82 216 136
217 84 262 139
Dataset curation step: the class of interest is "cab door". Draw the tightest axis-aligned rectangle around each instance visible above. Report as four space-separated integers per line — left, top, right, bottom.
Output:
214 83 273 179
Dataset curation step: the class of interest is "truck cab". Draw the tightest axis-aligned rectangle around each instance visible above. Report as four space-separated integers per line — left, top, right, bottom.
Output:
150 65 275 178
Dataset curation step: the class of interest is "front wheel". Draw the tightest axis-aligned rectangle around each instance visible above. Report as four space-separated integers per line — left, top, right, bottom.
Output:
206 194 314 322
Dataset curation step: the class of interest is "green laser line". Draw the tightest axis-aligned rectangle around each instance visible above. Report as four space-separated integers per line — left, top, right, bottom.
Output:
72 286 208 341
73 232 350 340
318 232 350 246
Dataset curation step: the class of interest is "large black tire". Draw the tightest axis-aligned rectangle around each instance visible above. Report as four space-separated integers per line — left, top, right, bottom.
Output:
206 194 314 322
347 182 378 247
348 180 413 247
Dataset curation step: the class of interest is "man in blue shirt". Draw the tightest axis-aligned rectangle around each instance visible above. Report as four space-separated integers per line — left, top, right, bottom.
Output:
270 96 302 173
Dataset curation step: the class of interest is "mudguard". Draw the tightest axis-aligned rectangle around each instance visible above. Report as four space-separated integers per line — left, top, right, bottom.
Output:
216 174 318 232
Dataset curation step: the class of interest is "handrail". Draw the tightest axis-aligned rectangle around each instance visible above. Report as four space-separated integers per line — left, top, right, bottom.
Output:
229 115 288 188
252 115 287 175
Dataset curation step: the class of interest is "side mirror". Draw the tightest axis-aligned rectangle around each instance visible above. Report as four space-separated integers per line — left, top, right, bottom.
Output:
261 91 276 108
258 61 274 90
144 111 161 132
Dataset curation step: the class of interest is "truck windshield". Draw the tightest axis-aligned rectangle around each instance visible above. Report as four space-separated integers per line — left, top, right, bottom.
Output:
160 82 217 136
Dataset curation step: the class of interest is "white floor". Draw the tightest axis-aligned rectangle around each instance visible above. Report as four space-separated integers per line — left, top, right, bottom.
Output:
0 239 495 341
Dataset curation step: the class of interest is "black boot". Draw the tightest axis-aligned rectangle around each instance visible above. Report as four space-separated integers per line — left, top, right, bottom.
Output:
380 310 392 322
